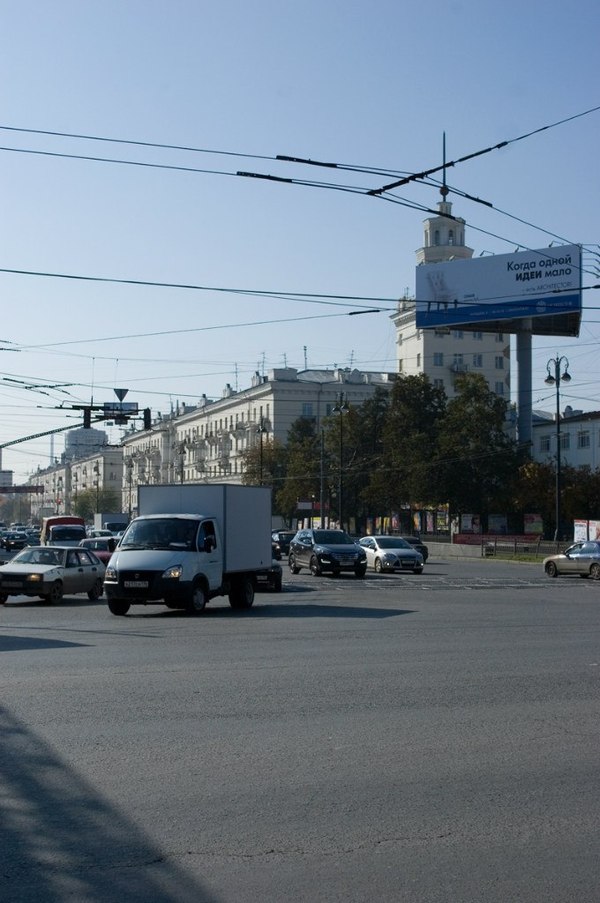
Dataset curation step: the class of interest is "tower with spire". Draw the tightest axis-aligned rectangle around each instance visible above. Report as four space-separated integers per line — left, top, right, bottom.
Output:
391 135 510 400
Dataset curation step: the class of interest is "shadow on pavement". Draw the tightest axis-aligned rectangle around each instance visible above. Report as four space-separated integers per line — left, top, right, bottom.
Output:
0 706 218 903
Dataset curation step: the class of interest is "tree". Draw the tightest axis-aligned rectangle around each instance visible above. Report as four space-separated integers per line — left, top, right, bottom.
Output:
276 418 323 525
323 388 390 526
72 488 120 522
380 374 447 511
434 373 522 518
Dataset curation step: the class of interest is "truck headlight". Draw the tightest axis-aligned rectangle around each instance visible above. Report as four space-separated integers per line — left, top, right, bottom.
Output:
26 573 42 582
163 565 183 580
105 566 117 580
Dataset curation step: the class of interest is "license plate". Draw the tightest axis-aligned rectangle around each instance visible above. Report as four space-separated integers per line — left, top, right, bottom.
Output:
124 580 148 588
339 557 354 564
2 581 22 588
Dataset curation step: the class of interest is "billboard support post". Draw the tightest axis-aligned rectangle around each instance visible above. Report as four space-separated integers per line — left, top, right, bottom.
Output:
516 323 533 449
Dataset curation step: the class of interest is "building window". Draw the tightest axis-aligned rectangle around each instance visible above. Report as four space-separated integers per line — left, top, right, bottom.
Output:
453 353 464 368
433 352 444 366
398 359 403 372
434 230 440 246
559 432 570 450
540 435 551 452
496 333 504 342
433 379 445 390
473 331 483 340
448 229 454 245
578 431 590 449
434 327 450 337
452 330 464 339
397 333 403 346
494 382 505 396
416 353 421 367
301 403 313 418
495 356 504 369
472 354 483 368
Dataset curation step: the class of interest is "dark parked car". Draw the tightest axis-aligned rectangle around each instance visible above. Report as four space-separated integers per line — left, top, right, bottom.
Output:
400 535 429 562
255 558 283 592
2 531 28 553
288 528 367 577
271 530 296 559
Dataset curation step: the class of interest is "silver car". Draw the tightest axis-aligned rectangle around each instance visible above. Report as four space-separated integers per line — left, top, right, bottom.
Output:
0 545 105 604
358 535 424 574
543 540 600 579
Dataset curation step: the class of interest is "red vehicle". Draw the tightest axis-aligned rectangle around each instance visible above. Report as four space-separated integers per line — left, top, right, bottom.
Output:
79 537 117 565
41 516 86 547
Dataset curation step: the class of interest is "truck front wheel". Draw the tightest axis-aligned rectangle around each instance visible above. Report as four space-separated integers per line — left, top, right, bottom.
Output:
187 582 207 614
108 599 130 616
229 576 255 610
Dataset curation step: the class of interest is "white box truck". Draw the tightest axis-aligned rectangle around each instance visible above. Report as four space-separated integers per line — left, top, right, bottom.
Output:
103 484 272 616
93 512 129 534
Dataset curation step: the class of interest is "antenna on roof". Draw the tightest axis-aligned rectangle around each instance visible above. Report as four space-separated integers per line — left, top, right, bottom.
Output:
440 132 449 201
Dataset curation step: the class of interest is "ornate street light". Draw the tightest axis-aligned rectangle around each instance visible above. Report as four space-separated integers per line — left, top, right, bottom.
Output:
545 356 572 541
332 392 349 530
257 418 268 485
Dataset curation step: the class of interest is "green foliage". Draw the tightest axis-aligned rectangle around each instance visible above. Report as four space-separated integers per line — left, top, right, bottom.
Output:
434 373 521 515
71 488 120 522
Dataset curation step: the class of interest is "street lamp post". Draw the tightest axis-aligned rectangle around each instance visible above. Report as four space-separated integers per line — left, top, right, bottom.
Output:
332 392 349 530
93 463 100 513
257 418 268 485
545 356 572 541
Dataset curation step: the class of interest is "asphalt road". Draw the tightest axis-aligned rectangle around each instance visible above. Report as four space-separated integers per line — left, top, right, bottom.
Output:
1 557 599 902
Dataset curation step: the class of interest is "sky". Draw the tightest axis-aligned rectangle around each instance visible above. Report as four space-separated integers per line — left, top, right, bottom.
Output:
1 0 599 483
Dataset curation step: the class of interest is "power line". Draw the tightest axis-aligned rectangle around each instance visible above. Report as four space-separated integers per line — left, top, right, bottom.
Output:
367 104 600 196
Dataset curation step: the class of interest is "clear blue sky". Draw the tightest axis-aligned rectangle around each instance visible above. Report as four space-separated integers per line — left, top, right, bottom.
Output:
1 0 598 482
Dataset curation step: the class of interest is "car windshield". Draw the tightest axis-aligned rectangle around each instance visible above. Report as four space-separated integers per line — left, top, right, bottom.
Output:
12 548 61 566
375 537 412 550
313 530 354 545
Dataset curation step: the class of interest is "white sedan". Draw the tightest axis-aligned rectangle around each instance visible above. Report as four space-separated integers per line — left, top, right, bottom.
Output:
0 545 105 604
358 535 424 573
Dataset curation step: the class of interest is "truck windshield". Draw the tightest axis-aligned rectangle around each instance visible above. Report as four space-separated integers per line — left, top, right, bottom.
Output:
120 518 199 550
50 526 86 542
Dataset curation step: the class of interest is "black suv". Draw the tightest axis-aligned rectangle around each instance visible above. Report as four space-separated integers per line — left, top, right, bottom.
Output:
288 528 367 578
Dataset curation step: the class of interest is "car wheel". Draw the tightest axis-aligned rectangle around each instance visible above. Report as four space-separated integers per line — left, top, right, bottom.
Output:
590 563 600 581
0 593 7 604
229 576 255 609
354 564 367 578
288 554 301 575
310 556 322 577
374 558 383 573
108 599 130 616
43 581 63 604
87 579 104 601
187 582 207 613
544 561 558 578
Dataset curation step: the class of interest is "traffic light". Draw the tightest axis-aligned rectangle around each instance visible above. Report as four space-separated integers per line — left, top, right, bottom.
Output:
143 408 152 430
83 408 91 429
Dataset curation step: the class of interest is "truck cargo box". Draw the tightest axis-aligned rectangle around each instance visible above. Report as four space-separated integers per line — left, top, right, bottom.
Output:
137 484 271 573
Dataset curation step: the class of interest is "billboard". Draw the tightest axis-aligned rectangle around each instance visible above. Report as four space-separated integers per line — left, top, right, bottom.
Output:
415 244 581 336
